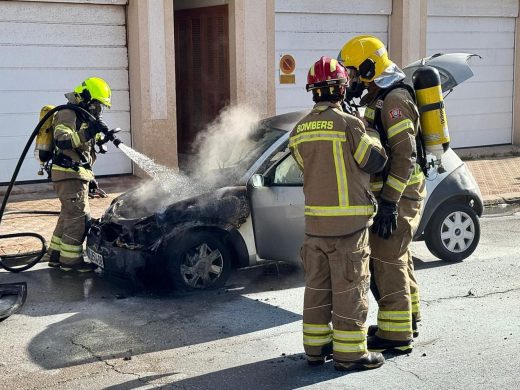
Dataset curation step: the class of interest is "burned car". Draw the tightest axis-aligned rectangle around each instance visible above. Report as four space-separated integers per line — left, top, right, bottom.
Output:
87 53 483 290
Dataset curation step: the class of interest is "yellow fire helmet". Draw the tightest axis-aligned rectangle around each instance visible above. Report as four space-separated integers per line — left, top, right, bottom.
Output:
338 35 394 83
74 77 112 108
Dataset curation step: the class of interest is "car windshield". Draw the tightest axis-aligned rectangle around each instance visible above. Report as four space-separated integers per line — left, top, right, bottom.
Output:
195 123 286 186
106 122 286 220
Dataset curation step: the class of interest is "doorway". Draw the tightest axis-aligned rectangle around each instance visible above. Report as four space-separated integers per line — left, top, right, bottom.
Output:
174 5 230 159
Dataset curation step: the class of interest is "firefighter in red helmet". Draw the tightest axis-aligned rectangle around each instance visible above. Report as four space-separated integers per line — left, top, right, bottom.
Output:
289 56 388 371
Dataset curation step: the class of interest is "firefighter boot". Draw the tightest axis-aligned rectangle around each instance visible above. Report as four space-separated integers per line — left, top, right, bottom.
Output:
60 262 97 273
367 318 419 338
334 352 385 371
306 342 333 366
367 335 413 354
47 251 61 268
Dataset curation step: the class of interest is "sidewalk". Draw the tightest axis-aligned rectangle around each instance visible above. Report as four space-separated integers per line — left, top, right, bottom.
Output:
0 176 141 257
1 147 519 256
457 145 520 205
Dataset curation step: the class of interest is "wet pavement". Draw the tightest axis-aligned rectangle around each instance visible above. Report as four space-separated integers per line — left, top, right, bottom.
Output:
0 213 519 389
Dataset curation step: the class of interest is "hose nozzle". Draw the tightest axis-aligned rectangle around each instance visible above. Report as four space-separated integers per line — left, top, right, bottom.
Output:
112 138 123 148
101 128 123 148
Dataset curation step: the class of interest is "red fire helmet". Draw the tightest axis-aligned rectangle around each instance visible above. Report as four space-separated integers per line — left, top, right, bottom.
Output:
306 56 349 92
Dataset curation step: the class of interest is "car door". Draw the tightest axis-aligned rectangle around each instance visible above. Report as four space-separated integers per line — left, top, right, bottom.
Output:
249 150 305 264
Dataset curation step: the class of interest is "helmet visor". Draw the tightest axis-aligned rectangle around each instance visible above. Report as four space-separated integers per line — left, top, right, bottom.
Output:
88 100 106 118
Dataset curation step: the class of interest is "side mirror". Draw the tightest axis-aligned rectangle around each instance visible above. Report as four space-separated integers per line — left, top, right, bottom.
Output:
251 174 264 188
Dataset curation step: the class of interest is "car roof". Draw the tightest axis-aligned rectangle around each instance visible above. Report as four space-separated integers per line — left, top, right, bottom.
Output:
260 110 309 132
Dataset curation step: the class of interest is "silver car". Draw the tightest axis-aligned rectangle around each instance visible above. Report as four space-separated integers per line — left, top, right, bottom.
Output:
87 53 483 290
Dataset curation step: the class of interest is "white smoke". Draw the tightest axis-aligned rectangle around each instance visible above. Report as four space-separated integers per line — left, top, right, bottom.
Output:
191 105 260 176
115 105 260 216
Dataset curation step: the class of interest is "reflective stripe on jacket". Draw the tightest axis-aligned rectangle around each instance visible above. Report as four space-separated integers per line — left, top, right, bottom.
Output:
51 107 96 182
289 102 387 236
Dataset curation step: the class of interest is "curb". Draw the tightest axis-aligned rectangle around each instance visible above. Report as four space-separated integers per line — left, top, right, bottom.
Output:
483 192 520 207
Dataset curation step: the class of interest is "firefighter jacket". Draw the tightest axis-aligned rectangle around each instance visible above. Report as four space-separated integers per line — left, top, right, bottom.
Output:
289 101 388 237
362 86 426 203
51 94 97 182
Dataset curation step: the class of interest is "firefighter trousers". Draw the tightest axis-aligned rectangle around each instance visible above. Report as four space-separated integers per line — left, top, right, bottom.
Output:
47 179 91 265
369 197 423 341
301 229 371 362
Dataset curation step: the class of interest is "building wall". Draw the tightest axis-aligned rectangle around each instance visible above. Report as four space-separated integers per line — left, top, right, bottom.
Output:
127 0 178 172
100 0 520 149
274 0 392 114
230 0 275 117
427 0 518 147
5 0 520 184
0 0 131 183
389 0 427 67
127 0 275 176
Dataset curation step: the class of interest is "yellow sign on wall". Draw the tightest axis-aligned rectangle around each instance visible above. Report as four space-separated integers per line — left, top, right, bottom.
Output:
279 54 296 84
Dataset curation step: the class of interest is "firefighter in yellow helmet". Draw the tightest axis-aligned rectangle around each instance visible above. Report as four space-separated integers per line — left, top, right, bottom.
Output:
46 77 113 272
290 56 388 371
338 35 425 353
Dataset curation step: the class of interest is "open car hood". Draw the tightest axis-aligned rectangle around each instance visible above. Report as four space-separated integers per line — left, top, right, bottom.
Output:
403 53 481 92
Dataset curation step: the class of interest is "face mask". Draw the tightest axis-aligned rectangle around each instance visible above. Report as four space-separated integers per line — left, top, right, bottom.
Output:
345 79 366 100
88 101 104 118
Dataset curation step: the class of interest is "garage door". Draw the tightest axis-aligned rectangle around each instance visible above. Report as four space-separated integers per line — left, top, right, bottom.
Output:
427 0 518 148
275 0 392 114
0 0 131 184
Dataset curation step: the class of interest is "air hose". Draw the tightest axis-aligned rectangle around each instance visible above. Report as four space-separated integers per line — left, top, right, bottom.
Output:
0 105 97 272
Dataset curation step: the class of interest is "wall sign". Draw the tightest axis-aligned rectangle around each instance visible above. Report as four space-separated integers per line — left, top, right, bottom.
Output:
279 54 296 84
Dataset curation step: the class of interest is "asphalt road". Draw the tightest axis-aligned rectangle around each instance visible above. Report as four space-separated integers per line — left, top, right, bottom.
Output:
0 211 519 390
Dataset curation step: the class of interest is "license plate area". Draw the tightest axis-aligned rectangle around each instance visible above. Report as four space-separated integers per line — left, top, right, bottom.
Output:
87 247 104 268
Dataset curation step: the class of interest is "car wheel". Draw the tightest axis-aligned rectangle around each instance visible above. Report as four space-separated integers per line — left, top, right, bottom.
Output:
166 231 232 290
425 203 480 262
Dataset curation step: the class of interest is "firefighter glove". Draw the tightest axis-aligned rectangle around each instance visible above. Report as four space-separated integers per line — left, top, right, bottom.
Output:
85 117 109 140
88 179 99 193
88 179 107 198
372 200 398 239
95 117 110 135
104 127 121 141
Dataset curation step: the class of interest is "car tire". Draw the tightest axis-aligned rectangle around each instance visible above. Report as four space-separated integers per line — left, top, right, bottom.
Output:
165 231 232 290
425 202 480 262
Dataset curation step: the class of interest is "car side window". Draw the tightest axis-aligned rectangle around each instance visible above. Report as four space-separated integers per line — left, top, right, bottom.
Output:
273 154 303 185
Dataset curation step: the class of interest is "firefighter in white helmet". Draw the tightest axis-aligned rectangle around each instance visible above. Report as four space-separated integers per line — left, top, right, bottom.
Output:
290 56 388 371
338 35 425 354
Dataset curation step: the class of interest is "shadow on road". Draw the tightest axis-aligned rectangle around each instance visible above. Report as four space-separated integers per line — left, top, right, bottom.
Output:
0 252 449 372
412 256 455 270
0 262 304 370
103 353 352 390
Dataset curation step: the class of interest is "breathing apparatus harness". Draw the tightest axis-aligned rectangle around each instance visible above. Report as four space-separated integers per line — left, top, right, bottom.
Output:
369 82 429 178
342 60 451 177
0 104 121 272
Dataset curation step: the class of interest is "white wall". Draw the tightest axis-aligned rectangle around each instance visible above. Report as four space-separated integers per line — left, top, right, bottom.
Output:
0 1 131 183
274 0 392 114
427 0 518 147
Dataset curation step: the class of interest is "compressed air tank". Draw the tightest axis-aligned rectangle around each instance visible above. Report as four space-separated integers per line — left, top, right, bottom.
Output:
413 66 450 160
34 105 55 167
